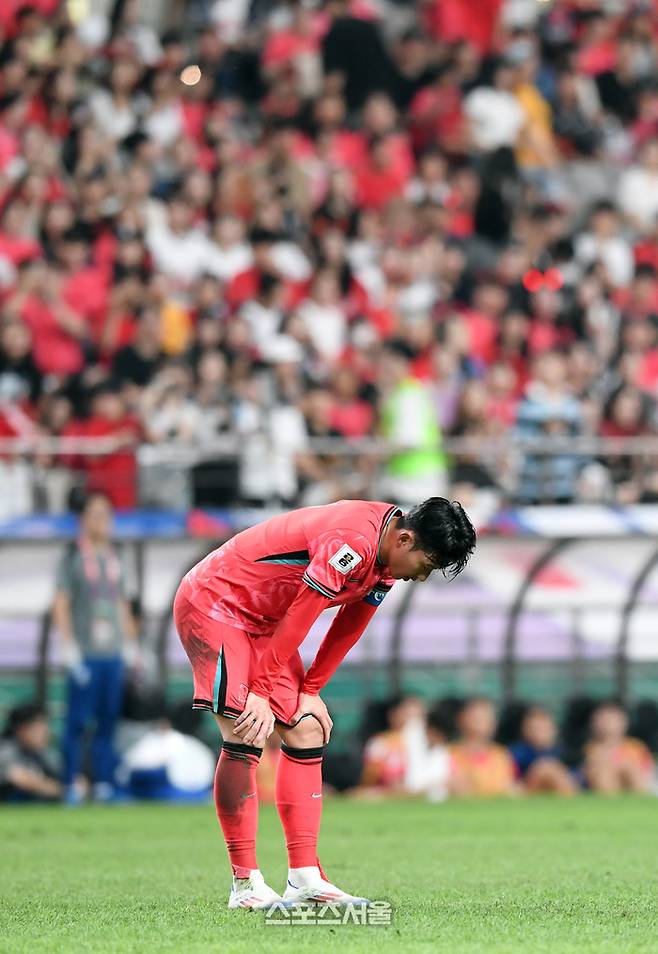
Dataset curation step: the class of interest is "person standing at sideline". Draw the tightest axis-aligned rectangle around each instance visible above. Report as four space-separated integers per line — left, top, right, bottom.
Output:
52 492 140 802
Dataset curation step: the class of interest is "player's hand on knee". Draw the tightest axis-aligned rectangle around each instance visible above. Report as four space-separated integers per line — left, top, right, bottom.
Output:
234 692 274 747
292 692 333 744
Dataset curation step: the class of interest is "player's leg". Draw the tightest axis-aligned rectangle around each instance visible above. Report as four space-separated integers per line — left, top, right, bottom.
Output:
268 654 369 906
173 591 282 909
212 713 282 908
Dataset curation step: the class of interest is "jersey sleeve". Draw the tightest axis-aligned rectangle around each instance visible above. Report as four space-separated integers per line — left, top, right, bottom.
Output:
303 529 374 600
362 574 395 607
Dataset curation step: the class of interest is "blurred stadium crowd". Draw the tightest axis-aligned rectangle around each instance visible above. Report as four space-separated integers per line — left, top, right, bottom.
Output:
3 693 657 802
3 0 658 513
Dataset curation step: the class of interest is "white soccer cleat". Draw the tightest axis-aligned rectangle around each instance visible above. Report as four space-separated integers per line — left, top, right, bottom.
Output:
282 866 370 906
228 870 284 910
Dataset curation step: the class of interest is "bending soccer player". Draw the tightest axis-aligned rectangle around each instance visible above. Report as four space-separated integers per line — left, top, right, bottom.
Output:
174 497 476 909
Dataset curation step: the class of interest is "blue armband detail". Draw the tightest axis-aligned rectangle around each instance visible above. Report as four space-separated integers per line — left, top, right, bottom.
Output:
363 587 388 607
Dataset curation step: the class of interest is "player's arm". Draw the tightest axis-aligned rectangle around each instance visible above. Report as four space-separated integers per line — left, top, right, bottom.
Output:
233 584 328 747
302 599 379 695
235 528 375 746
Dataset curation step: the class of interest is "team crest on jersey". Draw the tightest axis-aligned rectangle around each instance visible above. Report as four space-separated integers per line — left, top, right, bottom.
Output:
328 543 363 574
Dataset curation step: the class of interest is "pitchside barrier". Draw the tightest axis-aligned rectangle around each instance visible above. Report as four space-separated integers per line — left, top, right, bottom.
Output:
1 505 658 747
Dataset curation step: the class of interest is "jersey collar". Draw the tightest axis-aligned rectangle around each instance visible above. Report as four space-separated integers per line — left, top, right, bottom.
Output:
376 505 402 568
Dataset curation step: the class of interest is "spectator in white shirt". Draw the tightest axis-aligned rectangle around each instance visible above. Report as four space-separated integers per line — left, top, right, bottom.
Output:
297 268 347 361
575 201 634 288
239 273 286 356
464 60 525 153
89 57 144 142
618 137 658 232
146 196 216 286
206 215 253 283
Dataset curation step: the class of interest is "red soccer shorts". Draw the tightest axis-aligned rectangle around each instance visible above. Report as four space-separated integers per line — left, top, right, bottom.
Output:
173 590 303 726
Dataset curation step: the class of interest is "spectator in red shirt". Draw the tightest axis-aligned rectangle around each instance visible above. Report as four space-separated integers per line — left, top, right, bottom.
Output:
355 136 409 210
5 259 88 379
80 384 142 510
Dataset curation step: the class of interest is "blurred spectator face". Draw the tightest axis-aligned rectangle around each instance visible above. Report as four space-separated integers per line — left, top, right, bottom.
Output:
487 362 515 398
111 58 139 95
630 269 658 307
15 713 50 752
388 696 425 731
82 493 113 543
40 394 72 433
20 259 48 295
168 198 194 234
457 700 497 744
521 708 557 750
1 321 31 360
591 205 619 238
534 351 567 389
225 317 251 353
418 150 447 184
2 201 28 235
93 390 125 422
196 316 223 350
590 704 629 744
22 172 49 206
378 347 411 389
459 380 488 422
641 138 658 172
198 27 224 63
304 388 335 430
2 59 28 94
473 282 508 318
127 164 153 200
42 202 75 241
494 62 515 92
363 93 397 135
52 68 77 106
610 388 644 429
215 215 245 247
622 319 654 353
311 269 340 305
531 287 561 321
332 366 359 401
314 93 346 130
198 351 227 387
57 235 88 271
116 238 146 270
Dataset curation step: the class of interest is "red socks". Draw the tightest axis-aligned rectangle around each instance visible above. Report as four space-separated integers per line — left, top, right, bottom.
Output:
275 744 325 868
215 740 325 876
214 741 262 877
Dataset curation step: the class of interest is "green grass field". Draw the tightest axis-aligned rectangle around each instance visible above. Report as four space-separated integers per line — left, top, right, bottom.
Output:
2 796 657 954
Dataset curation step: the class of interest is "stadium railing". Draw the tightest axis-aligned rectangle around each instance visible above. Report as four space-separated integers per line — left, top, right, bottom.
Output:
0 433 656 513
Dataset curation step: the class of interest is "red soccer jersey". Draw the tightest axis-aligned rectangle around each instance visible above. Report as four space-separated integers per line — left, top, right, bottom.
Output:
179 500 400 636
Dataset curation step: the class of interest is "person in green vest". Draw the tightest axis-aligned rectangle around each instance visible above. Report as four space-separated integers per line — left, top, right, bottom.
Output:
379 340 449 506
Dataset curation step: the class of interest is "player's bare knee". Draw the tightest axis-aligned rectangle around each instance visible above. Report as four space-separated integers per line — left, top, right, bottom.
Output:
278 715 325 749
214 713 246 746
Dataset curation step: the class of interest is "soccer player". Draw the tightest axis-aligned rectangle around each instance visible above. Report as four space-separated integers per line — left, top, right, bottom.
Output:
174 497 475 908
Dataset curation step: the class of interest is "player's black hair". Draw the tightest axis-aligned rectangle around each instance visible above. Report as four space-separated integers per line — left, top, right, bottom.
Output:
397 498 476 580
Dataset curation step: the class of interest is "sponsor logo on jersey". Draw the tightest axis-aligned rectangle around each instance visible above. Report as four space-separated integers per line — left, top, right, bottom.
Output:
328 543 363 575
